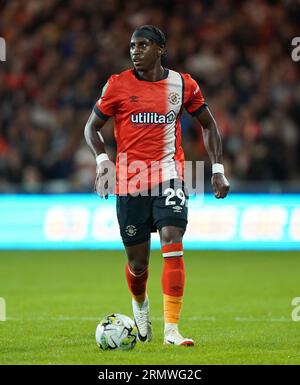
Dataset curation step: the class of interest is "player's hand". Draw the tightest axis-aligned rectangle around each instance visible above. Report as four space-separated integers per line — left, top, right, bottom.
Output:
211 173 230 199
94 159 116 199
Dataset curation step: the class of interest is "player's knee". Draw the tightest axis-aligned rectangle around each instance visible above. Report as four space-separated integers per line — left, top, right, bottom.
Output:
160 226 185 245
127 251 149 274
128 259 148 274
125 242 150 274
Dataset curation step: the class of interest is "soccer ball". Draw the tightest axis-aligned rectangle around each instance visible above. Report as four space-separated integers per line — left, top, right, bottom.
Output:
95 313 137 351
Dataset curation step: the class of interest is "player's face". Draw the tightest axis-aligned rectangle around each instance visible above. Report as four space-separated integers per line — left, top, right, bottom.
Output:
130 37 161 71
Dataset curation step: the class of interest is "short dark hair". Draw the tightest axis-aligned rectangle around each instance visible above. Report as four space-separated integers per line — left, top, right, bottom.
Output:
132 25 166 47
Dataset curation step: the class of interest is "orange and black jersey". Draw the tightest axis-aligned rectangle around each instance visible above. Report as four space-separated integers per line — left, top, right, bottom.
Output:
94 68 207 193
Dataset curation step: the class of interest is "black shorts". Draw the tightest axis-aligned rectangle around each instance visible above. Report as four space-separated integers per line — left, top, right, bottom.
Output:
116 179 188 246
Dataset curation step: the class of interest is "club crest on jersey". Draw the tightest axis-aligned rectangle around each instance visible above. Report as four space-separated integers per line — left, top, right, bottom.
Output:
168 92 181 105
125 225 137 236
131 110 176 124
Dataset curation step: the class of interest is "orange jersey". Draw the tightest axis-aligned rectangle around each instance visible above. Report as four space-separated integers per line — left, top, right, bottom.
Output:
94 68 206 194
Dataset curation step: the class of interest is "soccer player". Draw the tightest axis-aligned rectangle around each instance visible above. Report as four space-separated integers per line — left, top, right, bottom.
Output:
84 25 230 346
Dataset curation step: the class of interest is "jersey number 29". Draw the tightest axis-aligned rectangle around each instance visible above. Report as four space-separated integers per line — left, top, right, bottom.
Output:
164 188 185 206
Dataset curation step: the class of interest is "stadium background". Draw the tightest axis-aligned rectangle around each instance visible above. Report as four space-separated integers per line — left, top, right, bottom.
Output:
0 0 300 365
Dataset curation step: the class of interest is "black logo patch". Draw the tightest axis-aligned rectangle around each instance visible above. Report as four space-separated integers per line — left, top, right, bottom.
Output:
130 96 139 102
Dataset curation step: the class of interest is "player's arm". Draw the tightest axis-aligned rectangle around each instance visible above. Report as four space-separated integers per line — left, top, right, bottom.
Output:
195 107 230 199
84 111 115 198
84 111 107 156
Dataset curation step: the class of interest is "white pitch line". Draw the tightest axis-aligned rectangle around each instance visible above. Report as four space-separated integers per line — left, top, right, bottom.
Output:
4 316 292 322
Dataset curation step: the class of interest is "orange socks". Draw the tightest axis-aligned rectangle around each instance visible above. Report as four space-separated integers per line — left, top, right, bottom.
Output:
161 243 185 324
125 263 149 303
125 242 185 324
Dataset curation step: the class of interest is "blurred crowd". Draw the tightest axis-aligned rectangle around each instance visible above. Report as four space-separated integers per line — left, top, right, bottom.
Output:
0 0 300 193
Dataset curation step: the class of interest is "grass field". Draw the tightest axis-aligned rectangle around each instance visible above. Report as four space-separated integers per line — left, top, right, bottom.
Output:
0 250 300 365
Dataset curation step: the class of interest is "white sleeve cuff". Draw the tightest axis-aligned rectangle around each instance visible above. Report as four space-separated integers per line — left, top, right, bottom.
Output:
212 163 224 174
96 153 109 166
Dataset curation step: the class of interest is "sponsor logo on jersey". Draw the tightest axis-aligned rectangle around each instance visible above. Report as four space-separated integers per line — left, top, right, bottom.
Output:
129 96 139 102
131 110 176 124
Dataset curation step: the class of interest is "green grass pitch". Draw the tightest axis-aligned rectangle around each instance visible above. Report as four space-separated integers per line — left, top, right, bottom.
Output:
0 250 300 365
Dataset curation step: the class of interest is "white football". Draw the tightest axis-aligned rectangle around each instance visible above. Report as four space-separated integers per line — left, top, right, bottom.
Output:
95 313 137 351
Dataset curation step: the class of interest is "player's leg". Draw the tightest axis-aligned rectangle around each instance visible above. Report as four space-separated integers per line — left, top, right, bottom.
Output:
125 241 152 342
125 240 150 304
117 195 152 342
153 179 193 345
159 225 194 346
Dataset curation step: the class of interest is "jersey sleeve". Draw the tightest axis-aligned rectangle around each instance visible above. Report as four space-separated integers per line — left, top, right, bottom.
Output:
183 73 207 117
93 75 119 121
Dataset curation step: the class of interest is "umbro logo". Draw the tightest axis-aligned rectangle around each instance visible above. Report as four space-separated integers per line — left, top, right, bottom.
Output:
172 205 183 213
130 96 139 102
